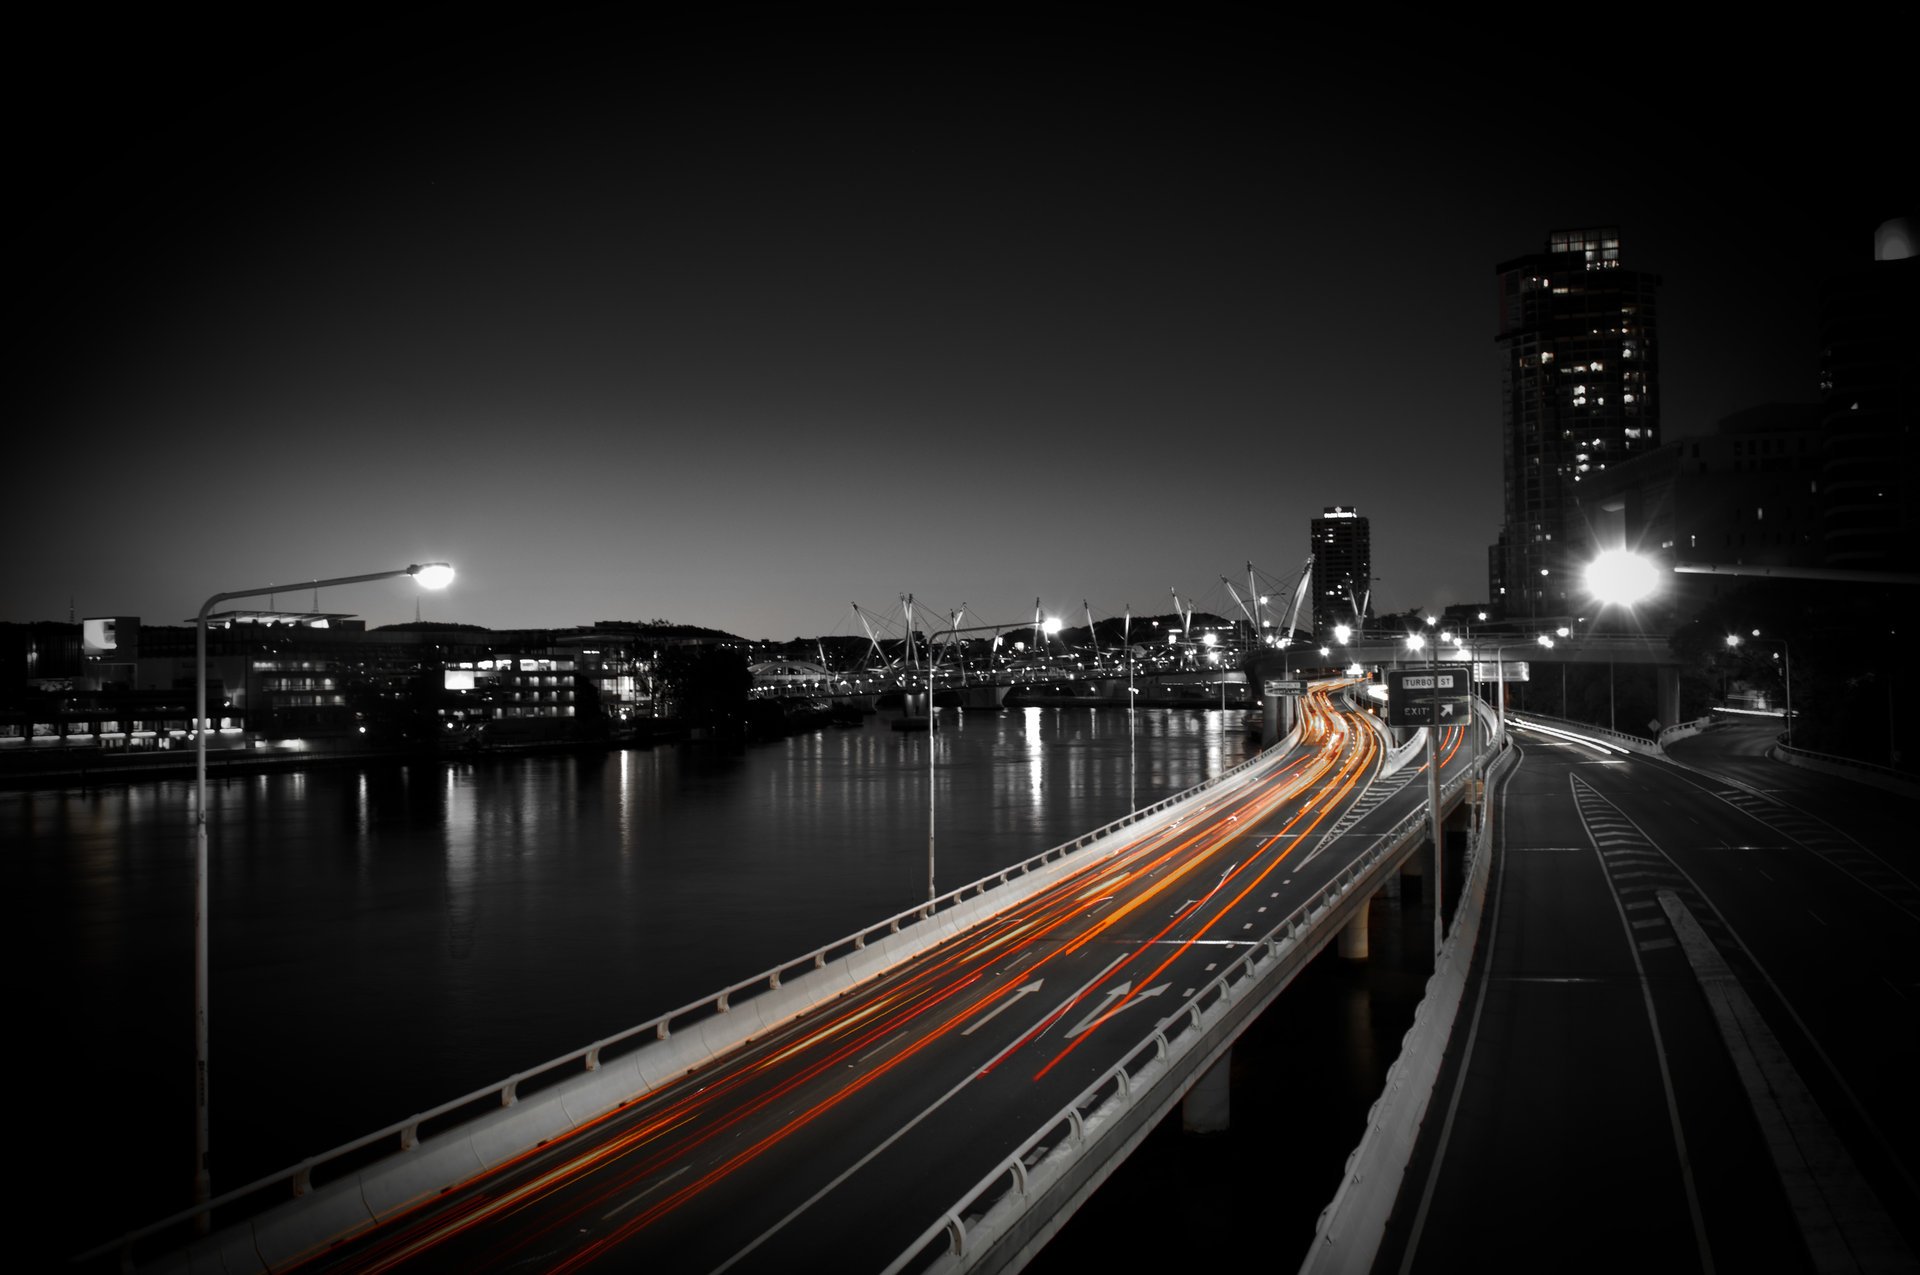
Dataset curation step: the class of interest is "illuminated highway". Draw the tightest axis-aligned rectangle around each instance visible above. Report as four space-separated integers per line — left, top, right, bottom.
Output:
1382 714 1919 1272
281 684 1470 1273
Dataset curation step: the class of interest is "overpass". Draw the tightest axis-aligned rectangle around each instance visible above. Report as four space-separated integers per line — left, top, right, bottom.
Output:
88 682 1495 1273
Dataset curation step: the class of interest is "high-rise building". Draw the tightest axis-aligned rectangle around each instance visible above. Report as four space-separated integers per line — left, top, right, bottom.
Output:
1817 216 1916 571
1309 505 1370 633
1490 228 1661 619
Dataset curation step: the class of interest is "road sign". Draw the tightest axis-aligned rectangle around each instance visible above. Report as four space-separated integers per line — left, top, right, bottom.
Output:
1386 665 1472 728
1471 661 1529 683
1264 679 1305 696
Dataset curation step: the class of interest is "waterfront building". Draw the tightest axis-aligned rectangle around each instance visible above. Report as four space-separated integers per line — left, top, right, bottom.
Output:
1490 227 1662 619
1309 506 1371 634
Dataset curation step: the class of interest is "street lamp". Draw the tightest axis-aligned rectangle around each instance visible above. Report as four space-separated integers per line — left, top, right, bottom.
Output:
1729 630 1794 747
1584 549 1660 731
192 562 452 1222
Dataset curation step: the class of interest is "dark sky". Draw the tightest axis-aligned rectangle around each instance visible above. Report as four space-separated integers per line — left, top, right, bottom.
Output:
11 12 1907 638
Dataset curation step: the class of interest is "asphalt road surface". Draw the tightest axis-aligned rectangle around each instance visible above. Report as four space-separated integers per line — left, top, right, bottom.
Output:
267 684 1473 1274
1382 715 1918 1273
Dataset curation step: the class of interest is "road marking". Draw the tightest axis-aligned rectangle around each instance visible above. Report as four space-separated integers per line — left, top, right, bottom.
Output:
1066 982 1168 1039
857 1031 910 1064
1568 774 1713 1271
960 980 1045 1037
1659 889 1912 1270
1807 910 1827 927
601 1165 690 1219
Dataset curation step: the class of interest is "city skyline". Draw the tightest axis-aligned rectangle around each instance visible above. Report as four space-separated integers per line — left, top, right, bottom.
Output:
11 14 1907 639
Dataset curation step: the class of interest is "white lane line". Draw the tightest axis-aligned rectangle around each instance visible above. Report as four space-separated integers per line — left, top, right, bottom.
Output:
960 980 1045 1038
857 1031 910 1064
1659 889 1912 1270
602 1165 690 1220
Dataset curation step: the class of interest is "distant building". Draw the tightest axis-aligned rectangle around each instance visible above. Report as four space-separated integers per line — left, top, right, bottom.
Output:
1570 403 1825 610
1 617 673 754
1490 227 1661 619
1817 216 1917 571
1564 216 1916 597
1309 506 1371 633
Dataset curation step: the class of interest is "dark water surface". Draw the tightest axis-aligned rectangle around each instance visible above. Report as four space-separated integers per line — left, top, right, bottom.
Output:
25 707 1270 1249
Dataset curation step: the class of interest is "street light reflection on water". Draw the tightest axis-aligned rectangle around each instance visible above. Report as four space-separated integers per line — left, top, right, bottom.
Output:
25 704 1256 1248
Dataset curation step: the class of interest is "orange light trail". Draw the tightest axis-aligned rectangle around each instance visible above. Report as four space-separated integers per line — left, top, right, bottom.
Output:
300 684 1397 1273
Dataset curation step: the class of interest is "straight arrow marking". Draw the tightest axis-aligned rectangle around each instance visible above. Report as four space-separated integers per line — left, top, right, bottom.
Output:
961 980 1045 1037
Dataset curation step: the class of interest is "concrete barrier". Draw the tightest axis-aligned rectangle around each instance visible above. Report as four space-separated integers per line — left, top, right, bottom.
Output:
149 733 1293 1272
1297 742 1515 1273
1773 741 1920 798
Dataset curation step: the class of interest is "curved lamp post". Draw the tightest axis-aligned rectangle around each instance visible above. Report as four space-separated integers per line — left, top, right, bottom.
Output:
193 562 453 1222
1584 550 1660 732
1728 630 1793 747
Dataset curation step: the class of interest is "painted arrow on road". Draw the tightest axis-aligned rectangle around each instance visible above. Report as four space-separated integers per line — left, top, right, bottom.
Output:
1066 981 1169 1039
961 980 1045 1037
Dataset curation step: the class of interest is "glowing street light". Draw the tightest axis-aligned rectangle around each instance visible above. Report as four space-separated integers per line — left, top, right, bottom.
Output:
192 561 453 1224
1584 549 1660 731
1728 630 1794 746
1585 548 1660 607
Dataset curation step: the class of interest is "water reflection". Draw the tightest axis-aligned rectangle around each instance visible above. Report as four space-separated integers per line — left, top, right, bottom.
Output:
18 707 1253 1250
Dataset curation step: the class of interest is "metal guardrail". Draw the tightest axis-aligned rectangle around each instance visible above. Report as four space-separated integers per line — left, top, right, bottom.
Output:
1299 733 1514 1271
1507 711 1660 755
84 710 1297 1264
1773 740 1920 797
884 723 1476 1274
1656 715 1714 749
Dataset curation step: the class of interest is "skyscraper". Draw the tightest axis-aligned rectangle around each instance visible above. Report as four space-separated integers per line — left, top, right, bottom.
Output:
1309 505 1370 633
1817 216 1916 571
1490 228 1661 619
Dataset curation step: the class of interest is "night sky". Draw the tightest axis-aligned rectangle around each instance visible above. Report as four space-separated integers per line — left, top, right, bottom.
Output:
12 13 1907 638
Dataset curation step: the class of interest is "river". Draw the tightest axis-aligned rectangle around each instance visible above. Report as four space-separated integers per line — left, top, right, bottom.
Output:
22 703 1429 1267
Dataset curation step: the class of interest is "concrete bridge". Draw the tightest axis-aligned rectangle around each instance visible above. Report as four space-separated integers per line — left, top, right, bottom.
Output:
89 681 1493 1274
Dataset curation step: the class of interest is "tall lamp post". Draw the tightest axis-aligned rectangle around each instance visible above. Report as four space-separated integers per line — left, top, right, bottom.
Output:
193 562 453 1222
1584 550 1661 733
1729 630 1793 747
1407 631 1444 958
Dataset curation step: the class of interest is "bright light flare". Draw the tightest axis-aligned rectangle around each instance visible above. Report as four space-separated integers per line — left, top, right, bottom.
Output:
410 562 456 590
1585 549 1658 606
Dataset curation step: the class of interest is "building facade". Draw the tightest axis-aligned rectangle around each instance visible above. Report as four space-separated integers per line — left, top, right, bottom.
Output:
1308 506 1371 633
1817 217 1917 571
1491 227 1661 618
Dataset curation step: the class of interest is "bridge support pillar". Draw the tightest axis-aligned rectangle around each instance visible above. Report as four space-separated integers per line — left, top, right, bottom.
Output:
1261 693 1297 749
1183 1048 1232 1134
1656 665 1681 731
1399 844 1426 899
1339 900 1371 960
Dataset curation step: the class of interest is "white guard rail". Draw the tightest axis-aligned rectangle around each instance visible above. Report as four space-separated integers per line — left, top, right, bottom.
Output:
885 721 1478 1275
88 710 1302 1271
